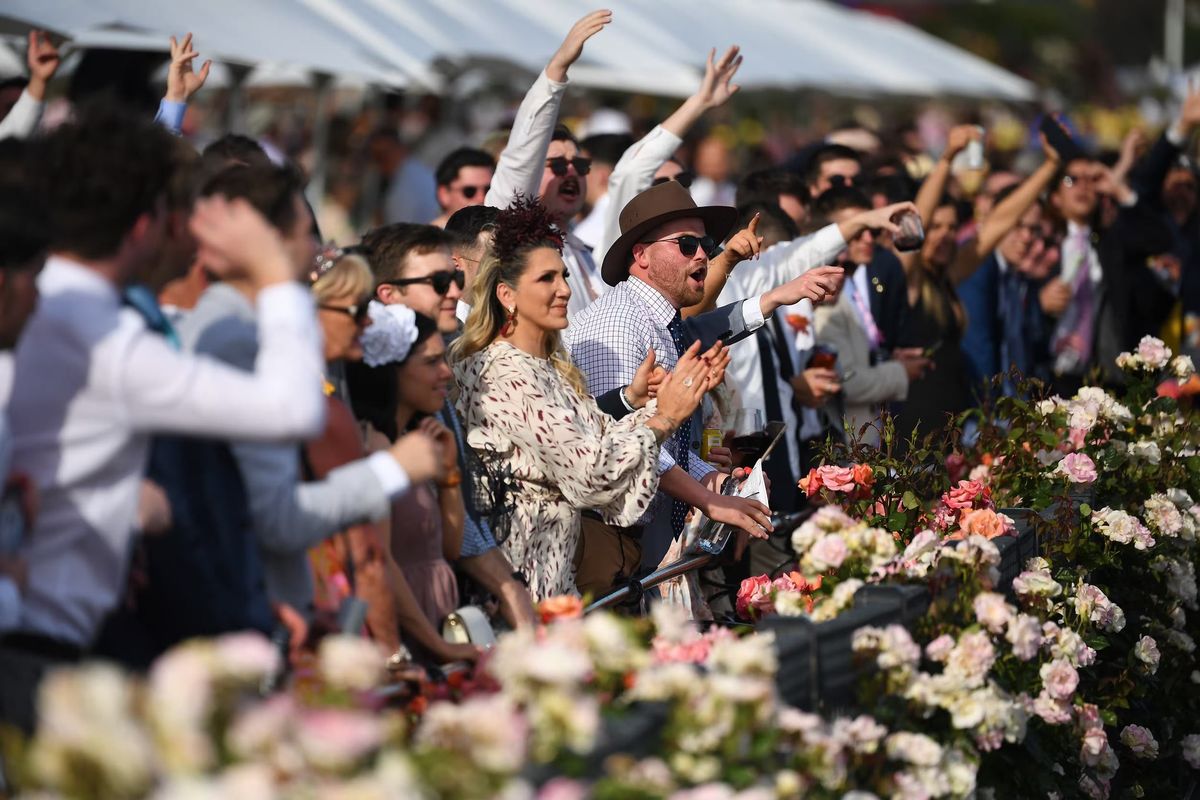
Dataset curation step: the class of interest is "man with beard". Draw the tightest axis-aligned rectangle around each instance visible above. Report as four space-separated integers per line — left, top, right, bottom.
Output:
568 180 843 581
484 11 612 319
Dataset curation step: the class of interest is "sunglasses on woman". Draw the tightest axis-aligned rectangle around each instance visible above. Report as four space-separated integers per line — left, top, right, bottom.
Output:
639 234 722 259
456 184 491 199
379 269 465 295
545 156 592 177
651 170 695 189
319 300 372 324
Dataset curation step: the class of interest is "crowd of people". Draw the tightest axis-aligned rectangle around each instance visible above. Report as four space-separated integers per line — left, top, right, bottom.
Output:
0 10 1198 737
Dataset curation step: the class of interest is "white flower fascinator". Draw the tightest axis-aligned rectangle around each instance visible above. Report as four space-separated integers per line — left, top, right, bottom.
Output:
360 301 419 367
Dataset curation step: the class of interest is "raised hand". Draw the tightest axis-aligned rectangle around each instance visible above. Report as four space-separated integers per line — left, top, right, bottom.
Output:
694 46 742 110
547 10 612 82
943 124 982 162
25 30 60 100
166 33 212 104
723 212 763 264
189 196 292 287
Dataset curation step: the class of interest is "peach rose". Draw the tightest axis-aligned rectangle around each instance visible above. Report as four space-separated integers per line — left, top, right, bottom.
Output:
736 575 775 620
798 468 823 495
943 479 988 511
538 595 583 624
959 508 1011 540
852 463 875 489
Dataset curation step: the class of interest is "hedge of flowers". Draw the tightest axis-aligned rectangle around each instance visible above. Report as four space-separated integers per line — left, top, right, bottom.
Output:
5 337 1200 799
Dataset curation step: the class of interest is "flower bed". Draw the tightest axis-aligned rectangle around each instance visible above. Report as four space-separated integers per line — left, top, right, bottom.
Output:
6 337 1200 799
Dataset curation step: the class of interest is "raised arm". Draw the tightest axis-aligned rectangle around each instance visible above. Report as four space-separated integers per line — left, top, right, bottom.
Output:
596 46 743 262
0 31 59 141
484 10 611 209
154 33 212 135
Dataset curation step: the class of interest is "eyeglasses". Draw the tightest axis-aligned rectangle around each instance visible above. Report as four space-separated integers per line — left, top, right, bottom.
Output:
651 170 695 189
639 234 722 260
455 184 491 199
319 300 372 325
380 269 465 295
545 156 592 177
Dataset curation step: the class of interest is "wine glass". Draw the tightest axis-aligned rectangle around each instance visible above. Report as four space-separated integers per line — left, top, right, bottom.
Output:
728 408 767 466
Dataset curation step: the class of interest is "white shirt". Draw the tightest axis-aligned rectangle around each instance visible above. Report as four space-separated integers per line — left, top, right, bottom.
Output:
7 257 326 645
717 224 848 479
0 89 44 141
573 192 610 252
596 125 684 268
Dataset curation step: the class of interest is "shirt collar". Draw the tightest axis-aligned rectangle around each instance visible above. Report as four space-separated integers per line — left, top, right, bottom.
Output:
38 255 121 303
995 251 1010 274
625 276 678 326
1066 219 1091 238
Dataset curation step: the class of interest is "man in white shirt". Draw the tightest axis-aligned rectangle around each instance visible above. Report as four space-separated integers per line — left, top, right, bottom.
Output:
0 30 59 141
0 109 326 731
574 133 634 252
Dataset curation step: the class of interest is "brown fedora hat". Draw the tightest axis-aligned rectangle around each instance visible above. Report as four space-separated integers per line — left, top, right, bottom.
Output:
600 181 738 286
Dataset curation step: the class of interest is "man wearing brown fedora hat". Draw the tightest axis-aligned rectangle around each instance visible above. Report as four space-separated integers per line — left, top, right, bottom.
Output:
566 179 844 585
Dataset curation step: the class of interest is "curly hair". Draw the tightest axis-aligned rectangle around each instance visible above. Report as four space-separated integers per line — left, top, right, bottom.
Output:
449 196 584 397
34 102 181 260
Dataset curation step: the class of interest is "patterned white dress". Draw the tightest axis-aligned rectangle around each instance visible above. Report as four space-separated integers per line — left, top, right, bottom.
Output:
454 341 661 600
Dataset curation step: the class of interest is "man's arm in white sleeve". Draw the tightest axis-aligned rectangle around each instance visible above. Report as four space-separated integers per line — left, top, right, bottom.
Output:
484 71 567 210
0 90 44 141
596 125 684 262
120 282 326 441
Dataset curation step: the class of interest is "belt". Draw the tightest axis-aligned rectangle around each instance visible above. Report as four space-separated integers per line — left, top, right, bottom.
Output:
0 632 85 662
581 510 644 540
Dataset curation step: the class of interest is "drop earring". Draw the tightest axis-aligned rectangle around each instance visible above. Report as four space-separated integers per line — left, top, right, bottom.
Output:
500 306 517 337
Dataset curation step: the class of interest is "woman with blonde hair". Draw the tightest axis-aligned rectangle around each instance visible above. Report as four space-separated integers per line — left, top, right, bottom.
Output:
451 198 722 600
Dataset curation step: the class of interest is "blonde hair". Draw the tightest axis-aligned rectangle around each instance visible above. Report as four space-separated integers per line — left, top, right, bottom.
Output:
450 245 588 398
312 253 373 303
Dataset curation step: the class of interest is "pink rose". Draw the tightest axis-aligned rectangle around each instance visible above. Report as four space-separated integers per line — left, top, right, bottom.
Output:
1136 335 1171 369
1056 452 1098 484
942 479 989 511
816 465 856 493
736 575 775 620
1040 658 1079 700
807 534 849 571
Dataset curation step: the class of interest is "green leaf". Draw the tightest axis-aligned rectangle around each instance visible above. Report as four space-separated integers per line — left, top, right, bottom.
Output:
902 491 920 510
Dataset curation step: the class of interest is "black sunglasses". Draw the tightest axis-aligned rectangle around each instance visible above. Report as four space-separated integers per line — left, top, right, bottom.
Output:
639 234 722 260
545 156 592 177
380 269 465 295
457 184 491 199
827 174 860 189
319 300 371 325
651 170 695 189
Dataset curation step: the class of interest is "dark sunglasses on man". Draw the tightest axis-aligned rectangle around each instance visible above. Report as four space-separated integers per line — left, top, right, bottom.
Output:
827 174 859 189
545 156 592 177
639 234 723 260
318 298 372 325
651 170 695 189
379 269 465 296
456 184 491 199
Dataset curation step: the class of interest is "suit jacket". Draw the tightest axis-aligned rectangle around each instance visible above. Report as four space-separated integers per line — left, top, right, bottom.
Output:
814 290 908 447
958 252 1002 390
867 248 909 351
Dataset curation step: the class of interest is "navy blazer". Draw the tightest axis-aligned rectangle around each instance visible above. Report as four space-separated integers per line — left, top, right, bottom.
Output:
867 249 909 352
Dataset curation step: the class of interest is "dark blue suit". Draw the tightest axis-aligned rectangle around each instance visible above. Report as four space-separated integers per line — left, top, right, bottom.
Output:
867 249 908 352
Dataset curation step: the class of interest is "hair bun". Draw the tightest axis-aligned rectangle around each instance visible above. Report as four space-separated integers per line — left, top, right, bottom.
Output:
491 194 564 263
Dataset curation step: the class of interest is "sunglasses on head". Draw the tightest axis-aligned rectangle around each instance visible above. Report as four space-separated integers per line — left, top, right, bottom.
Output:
456 184 491 199
319 299 372 325
545 156 592 177
640 234 722 260
380 269 465 296
651 170 695 189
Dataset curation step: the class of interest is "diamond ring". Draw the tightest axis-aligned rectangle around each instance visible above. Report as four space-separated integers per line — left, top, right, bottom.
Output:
682 376 695 388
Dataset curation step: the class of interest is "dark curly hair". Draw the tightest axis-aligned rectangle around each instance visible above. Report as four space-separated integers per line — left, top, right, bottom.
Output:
34 102 181 260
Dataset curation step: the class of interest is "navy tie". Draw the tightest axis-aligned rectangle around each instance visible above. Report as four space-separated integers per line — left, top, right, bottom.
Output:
666 314 693 536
